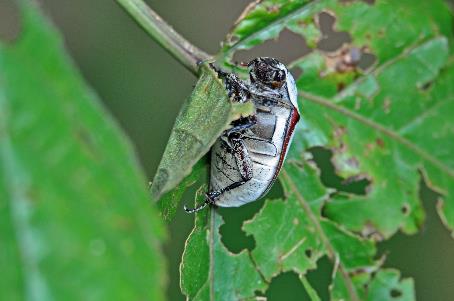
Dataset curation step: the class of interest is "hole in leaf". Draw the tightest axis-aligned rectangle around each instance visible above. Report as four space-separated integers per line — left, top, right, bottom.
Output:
305 249 312 259
290 67 303 79
265 271 310 301
308 146 371 195
268 178 285 199
306 256 333 301
218 175 284 254
317 11 335 33
337 82 346 92
0 0 21 43
358 52 377 70
390 289 402 298
316 12 351 52
323 45 376 74
233 29 311 66
218 203 258 254
378 173 454 301
401 203 410 215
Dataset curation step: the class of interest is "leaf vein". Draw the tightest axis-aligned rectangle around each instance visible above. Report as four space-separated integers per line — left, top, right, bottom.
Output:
281 169 360 301
300 91 454 179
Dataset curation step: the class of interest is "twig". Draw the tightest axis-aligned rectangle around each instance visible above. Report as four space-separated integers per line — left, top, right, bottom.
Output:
116 0 211 75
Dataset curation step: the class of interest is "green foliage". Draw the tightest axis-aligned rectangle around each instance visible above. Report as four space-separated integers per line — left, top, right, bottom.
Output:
3 0 453 300
168 0 454 300
151 63 254 220
0 1 165 300
180 189 267 301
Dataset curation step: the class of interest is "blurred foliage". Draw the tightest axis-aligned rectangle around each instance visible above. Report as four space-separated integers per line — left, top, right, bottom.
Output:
0 1 165 300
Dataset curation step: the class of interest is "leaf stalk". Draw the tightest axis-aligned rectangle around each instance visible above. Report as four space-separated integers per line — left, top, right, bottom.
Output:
116 0 211 75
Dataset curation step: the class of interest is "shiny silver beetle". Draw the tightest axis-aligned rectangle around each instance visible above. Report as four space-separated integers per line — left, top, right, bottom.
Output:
185 57 300 212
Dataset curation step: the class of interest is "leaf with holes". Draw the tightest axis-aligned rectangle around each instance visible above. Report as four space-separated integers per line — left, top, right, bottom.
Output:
244 162 393 301
180 190 267 301
0 1 165 300
224 0 454 236
181 0 454 300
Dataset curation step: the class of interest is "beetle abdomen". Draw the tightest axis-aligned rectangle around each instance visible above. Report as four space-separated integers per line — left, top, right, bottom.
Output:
210 107 293 207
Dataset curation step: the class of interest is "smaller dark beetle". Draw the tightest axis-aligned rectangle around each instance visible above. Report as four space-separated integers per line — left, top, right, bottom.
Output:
185 57 300 213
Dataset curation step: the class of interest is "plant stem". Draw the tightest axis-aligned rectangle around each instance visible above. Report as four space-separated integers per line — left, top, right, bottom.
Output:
116 0 210 75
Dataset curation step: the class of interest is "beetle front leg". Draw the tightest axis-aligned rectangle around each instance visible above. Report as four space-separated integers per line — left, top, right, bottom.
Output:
206 134 253 203
210 63 250 103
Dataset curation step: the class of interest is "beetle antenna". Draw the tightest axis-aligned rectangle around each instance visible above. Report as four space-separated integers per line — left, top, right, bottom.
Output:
184 199 210 213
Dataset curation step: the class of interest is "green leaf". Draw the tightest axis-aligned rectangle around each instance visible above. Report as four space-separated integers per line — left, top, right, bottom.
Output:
181 0 453 300
157 159 208 222
223 0 317 57
330 268 415 301
151 63 254 203
0 1 165 300
180 190 267 301
244 162 385 301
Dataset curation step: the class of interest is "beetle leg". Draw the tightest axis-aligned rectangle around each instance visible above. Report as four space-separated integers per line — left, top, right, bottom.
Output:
225 74 250 103
184 199 210 213
229 134 254 185
209 63 250 103
219 115 257 152
249 85 281 99
206 134 253 203
224 115 257 136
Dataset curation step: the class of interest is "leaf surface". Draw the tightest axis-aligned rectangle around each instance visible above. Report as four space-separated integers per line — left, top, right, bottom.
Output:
151 64 254 203
181 0 454 300
0 1 165 300
180 191 267 301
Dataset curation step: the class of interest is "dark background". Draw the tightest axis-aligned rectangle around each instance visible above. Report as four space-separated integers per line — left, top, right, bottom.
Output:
1 0 454 300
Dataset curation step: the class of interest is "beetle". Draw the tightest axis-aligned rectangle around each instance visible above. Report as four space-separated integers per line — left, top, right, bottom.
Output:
184 57 300 213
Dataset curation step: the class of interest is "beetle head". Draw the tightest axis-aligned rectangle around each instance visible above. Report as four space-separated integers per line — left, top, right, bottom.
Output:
248 57 287 89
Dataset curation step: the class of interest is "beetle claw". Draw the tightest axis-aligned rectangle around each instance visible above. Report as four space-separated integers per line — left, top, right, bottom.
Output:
184 199 209 213
184 191 219 214
206 191 220 203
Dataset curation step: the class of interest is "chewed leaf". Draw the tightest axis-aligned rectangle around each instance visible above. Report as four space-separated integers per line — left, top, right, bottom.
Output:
223 0 315 57
243 162 378 282
180 191 266 301
303 38 452 237
223 0 454 238
330 269 415 301
151 63 254 203
176 0 454 300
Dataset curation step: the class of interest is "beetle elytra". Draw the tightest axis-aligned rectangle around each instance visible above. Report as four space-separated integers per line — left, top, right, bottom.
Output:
185 57 300 213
